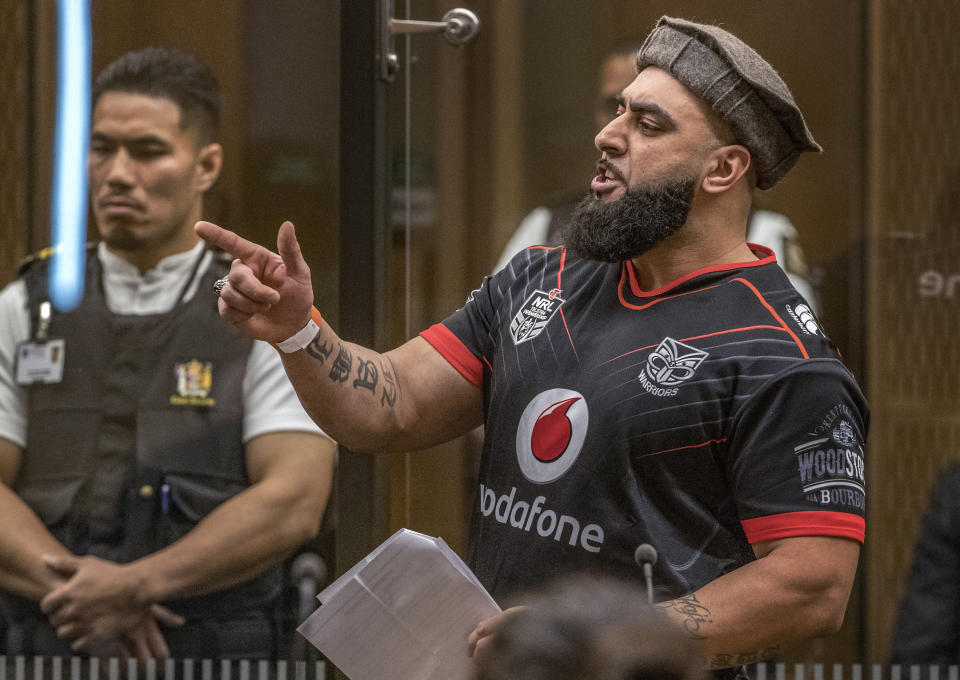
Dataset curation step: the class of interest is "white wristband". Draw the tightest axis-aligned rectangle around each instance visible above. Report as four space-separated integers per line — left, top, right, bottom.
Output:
276 319 320 353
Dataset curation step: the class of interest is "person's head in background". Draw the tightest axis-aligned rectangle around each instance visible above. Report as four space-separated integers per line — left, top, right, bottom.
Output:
89 46 223 272
472 575 706 680
593 41 644 132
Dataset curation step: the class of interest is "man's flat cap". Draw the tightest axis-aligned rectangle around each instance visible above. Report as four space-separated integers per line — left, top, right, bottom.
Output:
637 16 821 189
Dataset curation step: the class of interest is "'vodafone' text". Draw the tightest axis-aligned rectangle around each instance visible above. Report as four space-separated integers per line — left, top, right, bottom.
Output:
478 484 604 553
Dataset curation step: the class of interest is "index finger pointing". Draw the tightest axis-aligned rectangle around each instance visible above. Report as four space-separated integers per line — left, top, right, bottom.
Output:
195 221 263 260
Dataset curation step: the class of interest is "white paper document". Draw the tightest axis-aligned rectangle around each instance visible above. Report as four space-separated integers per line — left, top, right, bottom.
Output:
297 528 501 680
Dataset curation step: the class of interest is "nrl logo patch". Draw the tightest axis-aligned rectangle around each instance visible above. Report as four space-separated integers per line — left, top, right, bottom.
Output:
510 288 564 345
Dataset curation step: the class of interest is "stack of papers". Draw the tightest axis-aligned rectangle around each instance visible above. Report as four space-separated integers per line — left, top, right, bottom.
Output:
298 529 502 680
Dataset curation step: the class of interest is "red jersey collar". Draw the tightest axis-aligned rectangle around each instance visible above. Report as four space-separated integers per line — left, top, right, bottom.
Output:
624 243 777 298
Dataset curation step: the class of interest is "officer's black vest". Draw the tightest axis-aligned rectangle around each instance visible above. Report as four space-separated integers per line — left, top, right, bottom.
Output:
8 246 282 622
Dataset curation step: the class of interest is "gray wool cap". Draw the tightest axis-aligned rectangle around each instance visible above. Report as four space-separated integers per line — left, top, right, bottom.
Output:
636 16 821 190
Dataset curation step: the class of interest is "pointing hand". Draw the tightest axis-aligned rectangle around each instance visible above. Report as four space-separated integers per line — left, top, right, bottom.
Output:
195 220 315 342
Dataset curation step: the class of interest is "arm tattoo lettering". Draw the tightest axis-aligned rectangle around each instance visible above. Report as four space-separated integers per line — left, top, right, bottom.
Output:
380 361 397 408
709 647 780 669
709 654 735 669
328 344 353 383
656 593 712 639
306 337 333 364
353 358 379 393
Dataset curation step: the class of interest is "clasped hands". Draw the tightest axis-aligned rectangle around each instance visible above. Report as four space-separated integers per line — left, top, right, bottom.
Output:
39 554 184 662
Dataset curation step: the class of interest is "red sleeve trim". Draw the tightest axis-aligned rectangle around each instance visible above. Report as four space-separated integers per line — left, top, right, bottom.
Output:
419 323 484 388
741 511 864 544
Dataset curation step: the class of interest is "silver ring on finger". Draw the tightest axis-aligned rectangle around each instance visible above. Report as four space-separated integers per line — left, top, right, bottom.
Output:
213 276 229 298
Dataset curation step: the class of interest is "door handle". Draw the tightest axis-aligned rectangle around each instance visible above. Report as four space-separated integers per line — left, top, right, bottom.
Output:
380 5 480 81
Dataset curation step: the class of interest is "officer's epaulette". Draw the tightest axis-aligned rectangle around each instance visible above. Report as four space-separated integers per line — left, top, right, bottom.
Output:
17 242 98 277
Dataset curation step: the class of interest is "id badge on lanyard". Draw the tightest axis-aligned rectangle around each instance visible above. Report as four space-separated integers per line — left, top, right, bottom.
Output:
15 301 65 385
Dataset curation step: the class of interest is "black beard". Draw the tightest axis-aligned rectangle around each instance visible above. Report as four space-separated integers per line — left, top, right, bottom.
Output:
563 177 696 262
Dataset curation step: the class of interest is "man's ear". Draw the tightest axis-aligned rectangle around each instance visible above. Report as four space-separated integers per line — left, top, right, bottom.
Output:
194 143 223 193
701 145 751 194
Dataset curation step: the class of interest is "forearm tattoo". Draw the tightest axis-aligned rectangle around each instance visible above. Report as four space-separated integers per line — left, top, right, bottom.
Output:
659 594 780 670
380 361 398 408
306 336 333 363
328 344 353 383
657 593 712 639
354 358 378 393
305 336 399 410
709 647 780 669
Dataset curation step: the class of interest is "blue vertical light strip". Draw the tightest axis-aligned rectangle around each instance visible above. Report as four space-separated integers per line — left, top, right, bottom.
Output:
49 0 91 312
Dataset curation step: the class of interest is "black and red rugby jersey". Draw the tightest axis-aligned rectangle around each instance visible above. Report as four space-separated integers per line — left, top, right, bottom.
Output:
420 244 868 603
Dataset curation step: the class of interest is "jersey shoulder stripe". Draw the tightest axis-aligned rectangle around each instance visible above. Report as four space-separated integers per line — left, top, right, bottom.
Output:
420 323 483 388
731 277 809 359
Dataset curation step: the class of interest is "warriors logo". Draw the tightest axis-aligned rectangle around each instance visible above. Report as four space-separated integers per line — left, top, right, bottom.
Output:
515 388 589 484
509 289 564 345
639 338 708 397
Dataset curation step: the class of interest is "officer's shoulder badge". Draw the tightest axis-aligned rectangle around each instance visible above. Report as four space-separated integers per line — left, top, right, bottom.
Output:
17 247 57 276
17 242 97 277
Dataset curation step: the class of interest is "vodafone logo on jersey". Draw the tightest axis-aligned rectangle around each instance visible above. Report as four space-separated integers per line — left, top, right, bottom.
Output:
516 388 589 484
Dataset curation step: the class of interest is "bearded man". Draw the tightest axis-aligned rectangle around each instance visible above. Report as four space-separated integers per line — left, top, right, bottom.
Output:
197 17 867 673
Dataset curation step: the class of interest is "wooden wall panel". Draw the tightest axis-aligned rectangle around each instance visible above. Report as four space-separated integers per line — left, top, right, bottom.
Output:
865 0 960 663
0 1 30 284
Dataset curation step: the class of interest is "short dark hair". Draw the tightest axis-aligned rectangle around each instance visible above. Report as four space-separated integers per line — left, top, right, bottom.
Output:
92 46 220 144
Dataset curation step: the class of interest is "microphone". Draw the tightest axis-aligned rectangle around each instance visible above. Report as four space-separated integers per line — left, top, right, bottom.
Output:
633 543 658 604
290 552 328 660
291 551 328 622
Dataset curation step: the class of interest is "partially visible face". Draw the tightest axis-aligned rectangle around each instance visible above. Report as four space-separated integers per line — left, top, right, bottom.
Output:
89 92 216 259
593 53 638 132
589 66 720 203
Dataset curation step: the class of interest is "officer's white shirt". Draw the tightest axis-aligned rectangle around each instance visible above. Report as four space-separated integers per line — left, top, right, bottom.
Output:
0 240 327 449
